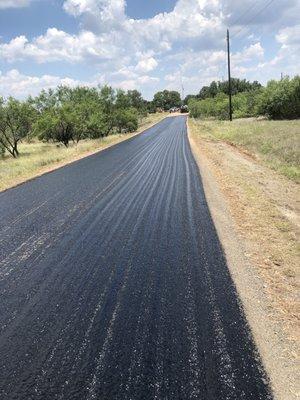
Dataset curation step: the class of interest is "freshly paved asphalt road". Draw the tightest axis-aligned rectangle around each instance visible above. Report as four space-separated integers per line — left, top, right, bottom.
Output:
0 116 272 400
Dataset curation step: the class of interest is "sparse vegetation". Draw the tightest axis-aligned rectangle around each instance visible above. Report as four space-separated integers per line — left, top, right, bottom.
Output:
189 118 300 182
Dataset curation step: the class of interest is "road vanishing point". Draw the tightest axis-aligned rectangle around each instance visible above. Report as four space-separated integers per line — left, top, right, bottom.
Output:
0 116 272 399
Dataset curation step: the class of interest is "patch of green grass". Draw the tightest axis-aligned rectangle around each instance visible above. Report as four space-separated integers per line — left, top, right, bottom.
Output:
190 117 300 182
0 113 167 191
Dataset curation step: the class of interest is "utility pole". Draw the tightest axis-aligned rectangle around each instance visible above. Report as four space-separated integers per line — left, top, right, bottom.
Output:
180 71 185 105
227 29 232 121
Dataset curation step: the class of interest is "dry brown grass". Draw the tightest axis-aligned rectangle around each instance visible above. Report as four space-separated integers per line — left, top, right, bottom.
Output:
189 117 300 342
190 117 300 182
189 119 300 399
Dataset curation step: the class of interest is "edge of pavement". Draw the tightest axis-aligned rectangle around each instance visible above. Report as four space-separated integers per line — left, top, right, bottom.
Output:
186 117 298 400
0 114 169 194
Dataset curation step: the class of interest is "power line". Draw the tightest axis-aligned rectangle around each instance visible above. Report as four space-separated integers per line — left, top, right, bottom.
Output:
231 0 276 39
230 0 260 27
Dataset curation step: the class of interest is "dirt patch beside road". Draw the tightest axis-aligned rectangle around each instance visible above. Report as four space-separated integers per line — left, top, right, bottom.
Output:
188 118 299 400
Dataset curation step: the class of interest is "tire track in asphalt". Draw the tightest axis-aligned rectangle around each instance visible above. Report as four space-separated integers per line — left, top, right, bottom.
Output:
0 124 173 331
0 116 272 399
1 119 178 398
38 130 177 398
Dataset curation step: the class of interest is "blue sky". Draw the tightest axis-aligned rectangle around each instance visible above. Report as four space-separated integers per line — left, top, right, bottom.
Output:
0 0 299 99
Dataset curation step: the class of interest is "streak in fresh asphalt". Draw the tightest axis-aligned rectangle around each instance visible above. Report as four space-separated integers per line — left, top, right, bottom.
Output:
0 116 272 399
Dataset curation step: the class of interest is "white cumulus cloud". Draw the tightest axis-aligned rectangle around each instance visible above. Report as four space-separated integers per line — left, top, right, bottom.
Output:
276 24 300 46
0 69 82 98
135 57 158 73
0 0 31 8
0 0 299 98
0 28 120 63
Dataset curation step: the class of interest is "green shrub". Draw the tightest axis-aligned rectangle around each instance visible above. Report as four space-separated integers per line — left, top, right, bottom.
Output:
257 76 300 119
232 91 261 118
0 142 5 157
214 93 229 120
189 93 229 120
114 108 138 133
189 77 300 120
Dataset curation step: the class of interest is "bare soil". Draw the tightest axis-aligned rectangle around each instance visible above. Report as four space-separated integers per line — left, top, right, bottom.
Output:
188 119 300 400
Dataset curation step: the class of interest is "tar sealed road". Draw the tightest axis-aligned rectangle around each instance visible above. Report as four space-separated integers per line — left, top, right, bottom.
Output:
0 116 272 400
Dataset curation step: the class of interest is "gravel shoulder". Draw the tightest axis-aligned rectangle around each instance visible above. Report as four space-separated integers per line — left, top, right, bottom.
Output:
188 118 300 400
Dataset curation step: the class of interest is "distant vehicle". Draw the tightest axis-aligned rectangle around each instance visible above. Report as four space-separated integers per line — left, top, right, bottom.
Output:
180 105 189 113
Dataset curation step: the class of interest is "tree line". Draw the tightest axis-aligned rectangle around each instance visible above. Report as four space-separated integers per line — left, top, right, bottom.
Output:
184 78 262 104
1 76 299 158
0 86 144 158
188 76 300 120
0 86 184 158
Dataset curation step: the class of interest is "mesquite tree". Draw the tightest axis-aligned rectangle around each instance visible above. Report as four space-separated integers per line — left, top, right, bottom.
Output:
33 103 76 147
0 97 35 157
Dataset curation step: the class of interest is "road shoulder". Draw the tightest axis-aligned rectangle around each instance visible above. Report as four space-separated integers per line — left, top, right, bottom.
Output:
187 118 299 400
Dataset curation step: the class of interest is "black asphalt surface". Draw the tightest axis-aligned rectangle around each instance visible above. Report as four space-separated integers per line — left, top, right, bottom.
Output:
0 116 272 400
